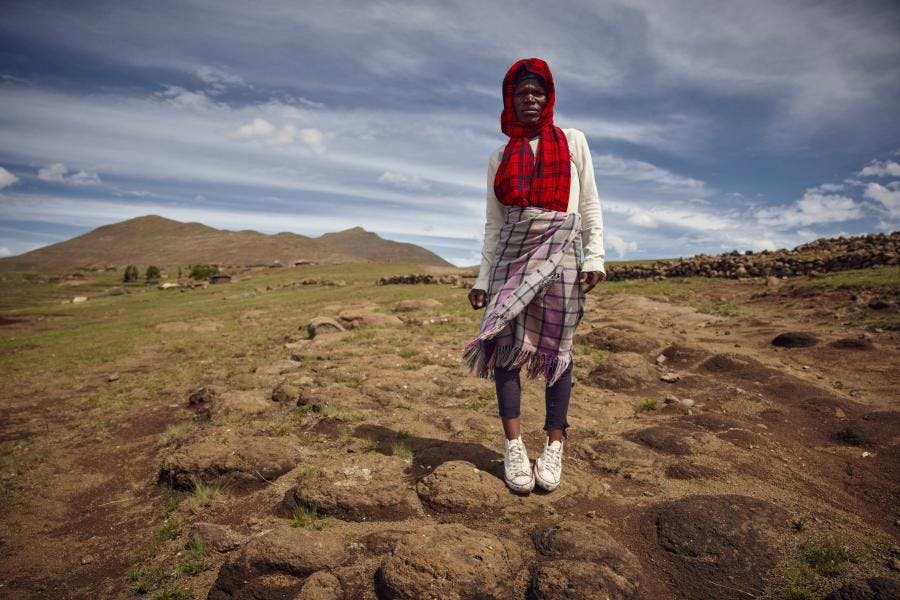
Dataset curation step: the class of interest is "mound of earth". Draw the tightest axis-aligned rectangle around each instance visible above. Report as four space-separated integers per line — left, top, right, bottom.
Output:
825 576 900 600
281 453 422 521
830 336 875 350
207 527 347 599
659 343 711 368
625 425 720 456
587 352 656 391
577 326 661 354
664 461 719 480
376 523 520 599
834 411 900 448
698 352 772 381
772 331 819 347
655 495 789 599
416 460 512 514
158 433 300 491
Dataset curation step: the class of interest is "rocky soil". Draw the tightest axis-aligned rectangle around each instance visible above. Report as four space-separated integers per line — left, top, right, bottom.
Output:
0 263 898 599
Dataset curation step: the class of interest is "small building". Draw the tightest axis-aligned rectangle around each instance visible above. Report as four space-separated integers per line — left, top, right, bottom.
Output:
210 273 232 284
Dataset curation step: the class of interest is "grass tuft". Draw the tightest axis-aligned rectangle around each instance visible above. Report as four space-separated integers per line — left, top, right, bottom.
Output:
185 480 225 514
803 536 852 576
290 504 332 530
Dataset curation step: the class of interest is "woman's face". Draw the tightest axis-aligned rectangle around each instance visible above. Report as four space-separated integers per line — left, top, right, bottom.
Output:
513 78 547 125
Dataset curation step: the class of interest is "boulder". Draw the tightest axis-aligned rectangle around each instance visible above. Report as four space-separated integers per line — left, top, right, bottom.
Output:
307 317 346 339
282 454 421 522
655 495 788 599
158 434 299 490
207 527 347 600
188 522 242 552
393 299 442 312
377 524 520 599
416 460 512 513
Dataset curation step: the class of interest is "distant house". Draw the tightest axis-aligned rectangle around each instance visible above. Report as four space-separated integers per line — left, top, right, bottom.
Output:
210 273 232 284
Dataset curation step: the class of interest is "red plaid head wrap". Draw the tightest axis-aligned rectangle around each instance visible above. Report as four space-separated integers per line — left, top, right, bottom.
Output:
494 58 571 213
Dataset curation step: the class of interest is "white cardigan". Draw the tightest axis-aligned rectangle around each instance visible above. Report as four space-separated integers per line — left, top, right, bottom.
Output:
473 127 605 291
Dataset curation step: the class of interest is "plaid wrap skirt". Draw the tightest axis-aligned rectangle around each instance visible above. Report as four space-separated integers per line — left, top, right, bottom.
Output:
463 206 584 386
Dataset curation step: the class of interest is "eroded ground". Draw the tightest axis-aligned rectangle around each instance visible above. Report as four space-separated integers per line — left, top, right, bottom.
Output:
0 264 898 599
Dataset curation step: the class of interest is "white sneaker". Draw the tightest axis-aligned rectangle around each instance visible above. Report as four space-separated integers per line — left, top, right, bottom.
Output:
534 438 564 491
504 436 535 493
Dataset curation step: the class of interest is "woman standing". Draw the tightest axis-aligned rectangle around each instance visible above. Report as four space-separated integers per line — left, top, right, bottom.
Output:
464 58 605 494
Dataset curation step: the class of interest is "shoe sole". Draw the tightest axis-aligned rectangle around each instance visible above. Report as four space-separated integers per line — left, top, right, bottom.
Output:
504 475 535 494
534 464 560 492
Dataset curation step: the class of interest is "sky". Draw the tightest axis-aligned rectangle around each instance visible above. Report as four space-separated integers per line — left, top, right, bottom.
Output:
1 0 899 266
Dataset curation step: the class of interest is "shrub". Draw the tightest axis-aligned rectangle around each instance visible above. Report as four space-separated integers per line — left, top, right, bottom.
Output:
145 265 161 281
189 264 218 280
123 265 139 283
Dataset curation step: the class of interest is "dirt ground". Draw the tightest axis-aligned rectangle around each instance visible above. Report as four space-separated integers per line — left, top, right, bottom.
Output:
0 264 898 599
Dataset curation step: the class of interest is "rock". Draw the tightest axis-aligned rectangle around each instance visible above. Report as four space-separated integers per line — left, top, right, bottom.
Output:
212 390 270 417
296 571 343 599
377 524 519 599
158 282 180 290
659 372 680 383
771 331 819 348
416 460 512 513
71 296 88 303
825 577 900 600
104 286 130 295
189 522 242 552
393 299 442 312
271 382 300 403
158 433 299 490
338 309 403 329
655 495 788 599
107 373 120 382
587 353 656 391
529 560 644 600
187 386 216 418
282 454 421 522
208 527 347 600
766 275 781 287
307 317 346 339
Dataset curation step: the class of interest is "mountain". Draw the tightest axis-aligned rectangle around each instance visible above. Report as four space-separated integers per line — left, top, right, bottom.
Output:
0 215 454 271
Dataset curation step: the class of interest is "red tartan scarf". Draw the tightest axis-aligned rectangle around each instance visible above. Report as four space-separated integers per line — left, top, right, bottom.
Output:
494 58 571 213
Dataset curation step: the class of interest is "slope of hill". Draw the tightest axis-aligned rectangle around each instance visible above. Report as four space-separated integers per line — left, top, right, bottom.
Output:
0 215 453 271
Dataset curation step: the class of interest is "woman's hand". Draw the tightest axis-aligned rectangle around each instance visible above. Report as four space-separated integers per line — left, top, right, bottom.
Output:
580 271 605 293
468 288 487 310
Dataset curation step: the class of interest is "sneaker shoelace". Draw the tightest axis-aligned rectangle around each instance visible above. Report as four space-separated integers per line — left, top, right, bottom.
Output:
507 440 529 476
542 443 562 472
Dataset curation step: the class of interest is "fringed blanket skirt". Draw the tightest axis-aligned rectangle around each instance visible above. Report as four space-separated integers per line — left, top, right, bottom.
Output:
463 206 584 386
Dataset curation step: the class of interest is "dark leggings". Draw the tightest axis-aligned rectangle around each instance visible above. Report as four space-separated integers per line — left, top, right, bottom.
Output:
495 362 572 436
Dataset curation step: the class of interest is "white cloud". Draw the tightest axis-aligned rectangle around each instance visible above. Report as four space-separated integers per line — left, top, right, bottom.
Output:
37 163 101 185
378 171 429 191
229 118 326 153
810 183 844 193
195 66 244 88
297 128 326 154
595 154 708 194
157 86 213 111
605 233 637 258
626 211 658 228
863 182 900 218
755 190 863 228
751 239 776 251
0 166 19 189
0 246 11 257
37 163 67 182
858 160 900 177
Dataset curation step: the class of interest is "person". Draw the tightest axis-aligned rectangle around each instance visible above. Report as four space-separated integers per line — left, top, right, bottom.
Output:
463 58 605 494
